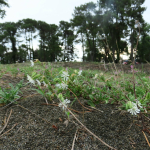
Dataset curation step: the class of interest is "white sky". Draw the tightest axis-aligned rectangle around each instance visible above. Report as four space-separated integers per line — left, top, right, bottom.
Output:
2 0 98 24
2 0 149 24
1 0 150 61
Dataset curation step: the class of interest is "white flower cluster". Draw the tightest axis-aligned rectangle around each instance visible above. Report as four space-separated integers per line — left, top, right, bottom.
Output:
27 75 35 85
61 71 69 81
55 83 68 90
93 74 98 79
27 74 48 87
59 99 70 110
78 70 82 76
43 81 48 87
36 79 41 86
127 100 142 115
55 71 70 90
55 69 82 90
30 60 34 67
74 69 82 76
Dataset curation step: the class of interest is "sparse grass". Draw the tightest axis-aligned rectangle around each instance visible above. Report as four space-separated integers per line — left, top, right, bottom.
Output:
0 61 149 107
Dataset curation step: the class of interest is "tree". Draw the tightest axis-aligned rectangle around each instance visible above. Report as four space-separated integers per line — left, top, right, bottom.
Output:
45 24 62 62
72 2 100 62
17 44 28 62
127 0 146 61
0 22 20 63
36 21 62 62
0 0 9 19
18 18 38 60
36 21 50 61
0 44 7 63
96 0 132 62
137 23 150 62
95 0 146 62
59 21 76 61
71 6 87 62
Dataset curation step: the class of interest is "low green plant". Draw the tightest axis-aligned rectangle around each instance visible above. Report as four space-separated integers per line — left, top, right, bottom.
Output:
4 60 148 118
0 80 24 104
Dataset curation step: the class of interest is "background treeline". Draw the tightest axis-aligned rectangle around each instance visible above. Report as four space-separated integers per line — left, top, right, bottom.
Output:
0 0 150 64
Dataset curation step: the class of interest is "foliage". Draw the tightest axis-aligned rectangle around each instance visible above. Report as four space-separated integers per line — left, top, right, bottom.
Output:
0 0 9 19
0 0 147 63
0 80 24 104
16 61 148 117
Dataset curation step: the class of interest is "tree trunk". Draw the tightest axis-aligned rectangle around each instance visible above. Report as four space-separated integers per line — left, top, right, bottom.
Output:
130 29 134 62
11 39 17 63
92 36 95 61
81 33 84 62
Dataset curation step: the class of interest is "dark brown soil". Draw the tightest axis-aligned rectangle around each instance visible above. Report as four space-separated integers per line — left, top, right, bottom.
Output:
0 63 150 150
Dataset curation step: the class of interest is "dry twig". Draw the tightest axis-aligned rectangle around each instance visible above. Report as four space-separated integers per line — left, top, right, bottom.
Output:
67 107 117 150
142 131 150 147
0 123 17 138
17 104 51 124
42 103 91 114
71 128 78 150
0 109 12 134
57 95 117 150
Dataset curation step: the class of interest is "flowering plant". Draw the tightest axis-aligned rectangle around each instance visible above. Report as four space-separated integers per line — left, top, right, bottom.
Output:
126 100 141 115
58 93 70 118
30 60 34 67
24 64 150 119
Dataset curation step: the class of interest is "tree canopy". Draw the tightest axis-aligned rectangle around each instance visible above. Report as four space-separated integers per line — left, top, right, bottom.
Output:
0 0 9 19
0 0 149 63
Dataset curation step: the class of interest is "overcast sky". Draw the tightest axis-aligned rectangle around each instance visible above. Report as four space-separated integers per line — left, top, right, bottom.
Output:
1 0 150 60
2 0 150 24
2 0 99 24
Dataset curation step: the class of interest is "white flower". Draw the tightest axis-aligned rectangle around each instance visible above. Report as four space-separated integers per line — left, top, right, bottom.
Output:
127 106 140 115
36 79 41 86
27 74 35 85
93 74 98 79
55 83 61 89
135 100 143 108
55 83 68 90
100 73 103 76
74 70 78 73
61 71 69 81
144 107 147 113
59 99 70 110
43 81 48 87
60 83 68 90
78 70 82 76
127 101 142 115
30 60 34 67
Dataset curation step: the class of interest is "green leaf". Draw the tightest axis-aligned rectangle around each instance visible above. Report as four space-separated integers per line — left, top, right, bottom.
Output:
9 83 15 90
146 92 150 100
34 74 41 79
65 111 70 119
111 100 115 104
89 94 94 100
32 89 45 97
0 90 5 97
71 98 77 106
32 72 37 77
14 95 20 99
87 100 95 107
